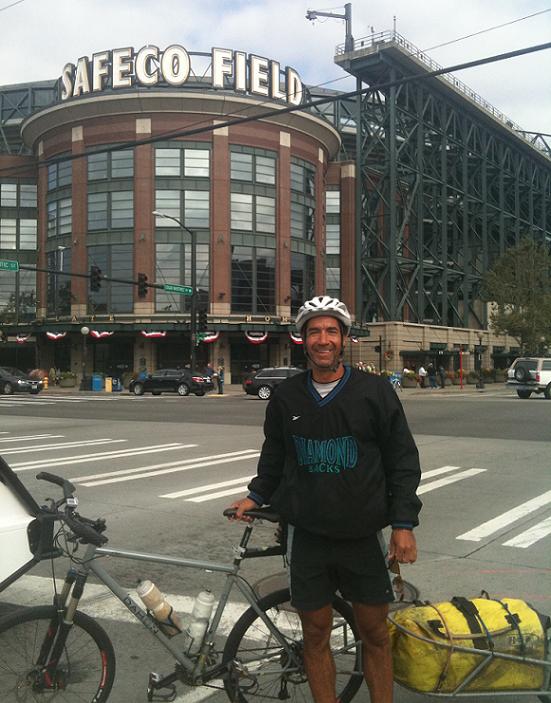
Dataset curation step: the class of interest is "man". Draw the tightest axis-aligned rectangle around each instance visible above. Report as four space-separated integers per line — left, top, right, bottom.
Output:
418 364 427 389
230 295 421 703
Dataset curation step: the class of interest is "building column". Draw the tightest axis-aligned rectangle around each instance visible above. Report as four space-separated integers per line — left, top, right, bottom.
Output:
70 126 87 318
277 131 291 318
134 118 155 315
211 123 231 316
340 162 356 318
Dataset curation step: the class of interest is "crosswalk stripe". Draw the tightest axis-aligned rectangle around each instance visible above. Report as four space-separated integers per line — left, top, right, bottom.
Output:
13 443 187 471
0 434 64 443
0 397 82 403
457 489 551 542
161 475 253 499
81 452 261 487
421 465 461 480
74 449 256 483
3 438 126 455
502 516 551 548
418 468 486 495
187 485 250 503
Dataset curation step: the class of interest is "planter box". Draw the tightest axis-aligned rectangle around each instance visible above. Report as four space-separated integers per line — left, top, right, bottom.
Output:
402 377 418 388
467 376 478 384
59 377 76 388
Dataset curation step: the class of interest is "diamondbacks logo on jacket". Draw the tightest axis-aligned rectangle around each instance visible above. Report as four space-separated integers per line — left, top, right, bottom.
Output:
292 435 358 474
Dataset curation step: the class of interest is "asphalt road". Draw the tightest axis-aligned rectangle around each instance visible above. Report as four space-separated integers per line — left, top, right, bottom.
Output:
1 387 549 702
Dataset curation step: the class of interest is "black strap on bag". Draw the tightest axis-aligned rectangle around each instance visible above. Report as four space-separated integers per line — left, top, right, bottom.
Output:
451 596 492 651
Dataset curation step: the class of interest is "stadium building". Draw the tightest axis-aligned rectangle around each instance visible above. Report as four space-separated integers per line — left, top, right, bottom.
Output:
0 32 550 384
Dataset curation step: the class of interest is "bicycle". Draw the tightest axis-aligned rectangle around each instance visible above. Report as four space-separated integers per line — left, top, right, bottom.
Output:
0 469 364 703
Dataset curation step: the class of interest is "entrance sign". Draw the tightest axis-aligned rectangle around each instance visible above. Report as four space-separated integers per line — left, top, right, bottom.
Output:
60 45 303 106
0 260 19 272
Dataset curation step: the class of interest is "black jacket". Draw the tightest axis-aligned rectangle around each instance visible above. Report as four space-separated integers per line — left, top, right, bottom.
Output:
248 366 422 539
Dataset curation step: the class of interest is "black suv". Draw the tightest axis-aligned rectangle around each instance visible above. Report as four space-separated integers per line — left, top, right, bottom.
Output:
0 367 42 395
128 368 214 397
244 367 303 399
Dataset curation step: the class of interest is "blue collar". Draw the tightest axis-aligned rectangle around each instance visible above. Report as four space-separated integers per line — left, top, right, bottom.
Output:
307 365 351 406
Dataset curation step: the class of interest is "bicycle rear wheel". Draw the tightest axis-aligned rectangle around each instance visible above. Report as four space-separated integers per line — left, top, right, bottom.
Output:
223 588 362 703
0 605 116 702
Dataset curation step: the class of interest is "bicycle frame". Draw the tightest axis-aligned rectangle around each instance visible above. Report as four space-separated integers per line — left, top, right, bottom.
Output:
56 521 296 687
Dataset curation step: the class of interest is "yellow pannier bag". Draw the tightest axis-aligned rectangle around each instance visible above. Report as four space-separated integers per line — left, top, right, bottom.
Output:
388 595 550 693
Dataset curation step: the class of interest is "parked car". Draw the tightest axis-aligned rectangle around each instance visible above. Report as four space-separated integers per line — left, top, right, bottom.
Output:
0 367 43 395
244 366 303 400
506 357 551 399
128 368 214 397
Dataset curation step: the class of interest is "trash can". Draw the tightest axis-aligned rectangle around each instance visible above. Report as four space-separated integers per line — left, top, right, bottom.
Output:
91 373 103 392
104 377 112 393
111 377 122 392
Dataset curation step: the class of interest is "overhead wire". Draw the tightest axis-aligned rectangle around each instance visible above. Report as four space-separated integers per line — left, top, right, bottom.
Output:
0 0 24 11
0 39 550 180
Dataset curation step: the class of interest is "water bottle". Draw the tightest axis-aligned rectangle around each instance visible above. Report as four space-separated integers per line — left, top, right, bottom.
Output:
136 580 183 637
187 590 215 652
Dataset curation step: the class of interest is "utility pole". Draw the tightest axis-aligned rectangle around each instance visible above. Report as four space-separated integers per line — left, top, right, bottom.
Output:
306 3 354 52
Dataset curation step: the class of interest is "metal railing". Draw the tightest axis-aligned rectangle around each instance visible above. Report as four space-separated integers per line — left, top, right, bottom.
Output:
336 30 549 159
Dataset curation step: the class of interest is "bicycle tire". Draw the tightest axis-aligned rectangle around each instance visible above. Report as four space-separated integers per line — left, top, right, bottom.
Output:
222 588 362 703
0 605 116 702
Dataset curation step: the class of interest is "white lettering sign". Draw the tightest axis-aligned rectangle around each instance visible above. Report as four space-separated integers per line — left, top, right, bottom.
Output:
60 45 303 106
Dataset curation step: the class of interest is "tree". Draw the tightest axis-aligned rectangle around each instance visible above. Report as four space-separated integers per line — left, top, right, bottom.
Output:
481 238 551 355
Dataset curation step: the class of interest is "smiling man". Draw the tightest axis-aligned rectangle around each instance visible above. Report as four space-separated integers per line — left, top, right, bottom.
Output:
230 295 422 703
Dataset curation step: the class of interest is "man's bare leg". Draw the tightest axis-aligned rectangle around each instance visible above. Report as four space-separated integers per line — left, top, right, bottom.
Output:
352 602 393 703
299 605 338 703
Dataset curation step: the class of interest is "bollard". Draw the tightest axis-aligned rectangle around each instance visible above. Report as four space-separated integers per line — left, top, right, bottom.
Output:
105 377 112 393
43 376 48 390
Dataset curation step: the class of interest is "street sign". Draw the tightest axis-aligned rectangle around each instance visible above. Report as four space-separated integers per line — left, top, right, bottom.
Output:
0 259 19 272
163 283 193 296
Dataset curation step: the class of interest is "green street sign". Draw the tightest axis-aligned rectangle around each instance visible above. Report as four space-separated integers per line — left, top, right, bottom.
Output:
0 259 19 272
163 283 193 296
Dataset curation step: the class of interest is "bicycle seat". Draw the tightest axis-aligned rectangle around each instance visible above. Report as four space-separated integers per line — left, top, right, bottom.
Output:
223 507 280 523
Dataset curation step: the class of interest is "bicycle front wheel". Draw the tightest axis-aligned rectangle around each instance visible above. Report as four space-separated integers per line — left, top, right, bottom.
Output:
0 605 116 702
223 588 362 703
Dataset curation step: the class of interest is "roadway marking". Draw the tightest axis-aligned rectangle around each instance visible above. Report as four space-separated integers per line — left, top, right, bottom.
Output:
3 438 126 455
0 434 64 443
161 475 253 500
0 396 83 403
80 450 260 487
13 443 189 471
421 465 461 480
502 516 551 548
418 468 486 495
457 489 551 542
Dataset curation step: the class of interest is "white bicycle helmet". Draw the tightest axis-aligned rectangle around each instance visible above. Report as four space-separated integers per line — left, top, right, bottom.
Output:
295 295 352 335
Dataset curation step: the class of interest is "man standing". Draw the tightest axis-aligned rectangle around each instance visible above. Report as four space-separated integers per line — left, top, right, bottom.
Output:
418 364 427 389
230 295 422 703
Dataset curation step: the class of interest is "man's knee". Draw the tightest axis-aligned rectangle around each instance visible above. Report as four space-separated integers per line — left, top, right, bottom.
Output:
299 606 333 649
353 603 390 648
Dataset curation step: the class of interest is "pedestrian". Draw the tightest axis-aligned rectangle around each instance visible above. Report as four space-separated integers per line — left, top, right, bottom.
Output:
438 364 446 389
229 295 422 703
418 364 427 389
217 366 225 395
204 362 215 379
427 363 438 389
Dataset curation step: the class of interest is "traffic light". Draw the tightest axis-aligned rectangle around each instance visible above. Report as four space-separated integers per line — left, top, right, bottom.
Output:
197 308 208 332
137 273 148 298
90 265 102 292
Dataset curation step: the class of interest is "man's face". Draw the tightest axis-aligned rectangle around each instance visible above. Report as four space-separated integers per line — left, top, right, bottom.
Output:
304 315 345 370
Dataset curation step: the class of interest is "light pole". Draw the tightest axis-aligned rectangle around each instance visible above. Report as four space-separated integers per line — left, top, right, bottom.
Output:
55 245 67 319
80 325 89 389
152 210 197 371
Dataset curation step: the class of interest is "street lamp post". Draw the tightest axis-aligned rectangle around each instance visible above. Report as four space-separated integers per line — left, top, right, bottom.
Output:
152 210 197 371
80 326 89 389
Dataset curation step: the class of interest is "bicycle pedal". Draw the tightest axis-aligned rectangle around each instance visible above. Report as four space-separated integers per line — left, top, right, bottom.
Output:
147 672 177 702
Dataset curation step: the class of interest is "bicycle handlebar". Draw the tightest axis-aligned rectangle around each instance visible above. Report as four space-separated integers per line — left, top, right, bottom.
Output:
64 513 108 546
37 471 76 499
223 507 280 523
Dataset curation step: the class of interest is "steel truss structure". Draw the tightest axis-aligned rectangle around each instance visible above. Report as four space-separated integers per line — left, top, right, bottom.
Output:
336 33 551 328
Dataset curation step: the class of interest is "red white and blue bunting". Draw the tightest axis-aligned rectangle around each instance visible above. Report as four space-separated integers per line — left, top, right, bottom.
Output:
140 331 167 339
90 330 114 340
46 331 67 341
16 334 30 344
244 331 268 345
201 331 219 344
289 332 303 345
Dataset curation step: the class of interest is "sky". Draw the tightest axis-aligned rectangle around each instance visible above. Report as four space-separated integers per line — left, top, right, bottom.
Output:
1 0 550 136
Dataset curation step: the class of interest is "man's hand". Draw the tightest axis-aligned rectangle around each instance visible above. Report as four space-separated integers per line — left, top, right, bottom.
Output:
227 497 259 522
388 529 417 564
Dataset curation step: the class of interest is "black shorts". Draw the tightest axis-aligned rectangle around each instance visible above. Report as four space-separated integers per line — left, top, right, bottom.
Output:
285 526 394 611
